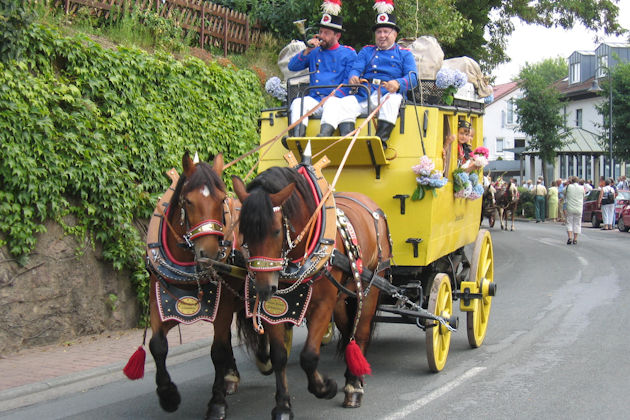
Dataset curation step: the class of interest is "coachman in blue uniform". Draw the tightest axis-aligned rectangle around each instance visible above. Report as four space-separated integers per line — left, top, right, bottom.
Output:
287 4 356 137
325 7 417 151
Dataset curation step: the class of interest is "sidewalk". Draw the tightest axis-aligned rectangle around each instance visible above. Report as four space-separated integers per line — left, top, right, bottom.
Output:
0 322 220 413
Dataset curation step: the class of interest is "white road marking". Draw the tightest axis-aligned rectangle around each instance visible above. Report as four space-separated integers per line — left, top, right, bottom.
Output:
382 366 486 420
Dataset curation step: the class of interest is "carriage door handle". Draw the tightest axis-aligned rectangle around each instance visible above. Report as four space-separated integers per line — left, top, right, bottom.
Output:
406 238 422 258
393 194 410 215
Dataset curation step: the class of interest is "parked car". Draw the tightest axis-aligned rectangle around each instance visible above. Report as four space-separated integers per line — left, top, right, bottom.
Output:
582 189 630 228
617 199 630 232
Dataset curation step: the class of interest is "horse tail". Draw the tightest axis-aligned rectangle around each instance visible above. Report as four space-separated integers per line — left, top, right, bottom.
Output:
236 308 259 355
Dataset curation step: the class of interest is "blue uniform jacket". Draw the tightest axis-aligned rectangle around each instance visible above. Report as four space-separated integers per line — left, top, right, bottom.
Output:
349 44 418 99
288 43 356 100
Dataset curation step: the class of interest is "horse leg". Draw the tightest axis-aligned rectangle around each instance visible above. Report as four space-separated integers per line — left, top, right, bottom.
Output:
300 299 338 401
149 291 181 412
266 323 294 420
205 295 239 420
340 290 379 408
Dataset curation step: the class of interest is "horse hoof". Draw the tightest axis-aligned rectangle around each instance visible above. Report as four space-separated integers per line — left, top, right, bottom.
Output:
205 403 227 420
309 377 337 399
342 391 363 408
271 406 294 420
256 357 273 376
157 382 181 412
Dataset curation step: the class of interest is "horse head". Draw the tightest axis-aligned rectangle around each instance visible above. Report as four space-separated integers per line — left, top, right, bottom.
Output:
178 152 228 264
233 167 314 302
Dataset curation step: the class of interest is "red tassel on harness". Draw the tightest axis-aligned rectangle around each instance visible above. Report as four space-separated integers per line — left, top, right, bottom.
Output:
123 346 146 380
345 339 371 376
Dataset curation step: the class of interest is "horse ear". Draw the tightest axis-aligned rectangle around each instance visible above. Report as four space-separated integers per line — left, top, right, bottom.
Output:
182 152 196 178
232 175 250 202
270 183 296 207
212 153 224 176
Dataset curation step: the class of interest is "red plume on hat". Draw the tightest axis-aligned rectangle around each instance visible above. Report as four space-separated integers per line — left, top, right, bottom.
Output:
322 0 342 15
373 0 394 14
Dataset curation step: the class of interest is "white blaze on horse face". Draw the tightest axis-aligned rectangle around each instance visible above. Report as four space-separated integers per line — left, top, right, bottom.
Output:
201 185 211 197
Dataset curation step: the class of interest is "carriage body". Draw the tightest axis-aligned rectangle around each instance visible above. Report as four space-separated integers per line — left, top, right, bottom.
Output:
258 94 484 267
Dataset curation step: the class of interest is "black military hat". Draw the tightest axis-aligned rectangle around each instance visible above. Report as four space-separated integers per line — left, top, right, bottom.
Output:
372 13 400 32
458 119 472 129
317 13 344 32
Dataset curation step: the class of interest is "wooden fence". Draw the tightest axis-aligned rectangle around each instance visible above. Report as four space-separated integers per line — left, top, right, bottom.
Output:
55 0 262 56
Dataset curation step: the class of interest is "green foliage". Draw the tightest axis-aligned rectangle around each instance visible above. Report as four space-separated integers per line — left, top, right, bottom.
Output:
515 58 568 168
595 62 630 163
0 0 35 62
517 187 534 218
0 22 264 314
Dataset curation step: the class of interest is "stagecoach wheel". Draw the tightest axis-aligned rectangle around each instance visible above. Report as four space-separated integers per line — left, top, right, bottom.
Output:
425 273 453 373
321 321 335 346
466 229 494 348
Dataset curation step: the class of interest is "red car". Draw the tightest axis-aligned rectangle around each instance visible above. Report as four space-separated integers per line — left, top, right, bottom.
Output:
582 189 630 228
618 203 630 232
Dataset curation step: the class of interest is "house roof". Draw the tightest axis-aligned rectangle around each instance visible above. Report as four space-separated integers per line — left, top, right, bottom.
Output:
555 76 599 98
491 81 519 103
523 127 604 155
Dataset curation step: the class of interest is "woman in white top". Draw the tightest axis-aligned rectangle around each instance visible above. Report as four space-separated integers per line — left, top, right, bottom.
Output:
600 179 616 230
565 176 585 244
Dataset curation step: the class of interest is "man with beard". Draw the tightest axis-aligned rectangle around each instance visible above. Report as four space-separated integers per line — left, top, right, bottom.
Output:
287 3 356 137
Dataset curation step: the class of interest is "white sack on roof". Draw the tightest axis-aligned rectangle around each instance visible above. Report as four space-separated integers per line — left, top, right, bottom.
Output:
277 40 310 85
398 36 444 80
441 56 493 97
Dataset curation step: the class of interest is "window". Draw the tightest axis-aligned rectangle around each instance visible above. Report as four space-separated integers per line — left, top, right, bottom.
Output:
560 155 567 178
575 109 582 128
597 55 608 78
570 62 581 84
501 110 505 128
506 99 515 125
496 138 504 153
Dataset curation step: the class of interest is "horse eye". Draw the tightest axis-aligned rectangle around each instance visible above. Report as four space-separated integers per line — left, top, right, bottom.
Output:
272 229 282 238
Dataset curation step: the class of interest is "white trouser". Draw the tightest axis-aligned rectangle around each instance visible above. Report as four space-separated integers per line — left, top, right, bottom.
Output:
324 92 403 126
290 96 324 128
566 213 582 234
602 203 615 225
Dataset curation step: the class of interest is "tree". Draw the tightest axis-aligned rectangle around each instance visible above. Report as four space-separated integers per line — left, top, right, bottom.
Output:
596 62 630 163
445 0 626 73
515 58 568 186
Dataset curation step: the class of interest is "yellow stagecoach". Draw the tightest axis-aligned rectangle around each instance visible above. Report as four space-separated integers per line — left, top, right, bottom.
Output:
256 78 496 372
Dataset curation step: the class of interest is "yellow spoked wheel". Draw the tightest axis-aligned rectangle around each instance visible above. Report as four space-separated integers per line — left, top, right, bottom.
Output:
320 321 335 346
466 229 495 348
425 273 453 373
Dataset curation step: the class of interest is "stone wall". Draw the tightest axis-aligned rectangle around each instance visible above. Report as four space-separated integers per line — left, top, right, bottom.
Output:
0 220 140 354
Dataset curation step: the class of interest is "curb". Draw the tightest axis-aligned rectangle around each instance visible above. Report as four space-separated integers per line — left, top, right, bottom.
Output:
0 337 215 413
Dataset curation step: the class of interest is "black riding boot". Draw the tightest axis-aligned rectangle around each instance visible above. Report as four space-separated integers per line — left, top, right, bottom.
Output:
317 123 335 137
338 122 355 136
375 120 395 149
291 124 306 137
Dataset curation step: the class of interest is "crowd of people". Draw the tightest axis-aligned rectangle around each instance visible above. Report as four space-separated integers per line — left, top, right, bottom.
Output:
519 175 629 243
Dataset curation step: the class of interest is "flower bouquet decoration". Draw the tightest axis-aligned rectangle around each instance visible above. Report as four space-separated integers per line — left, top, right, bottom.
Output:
462 146 489 173
435 68 468 106
411 156 448 200
453 168 484 200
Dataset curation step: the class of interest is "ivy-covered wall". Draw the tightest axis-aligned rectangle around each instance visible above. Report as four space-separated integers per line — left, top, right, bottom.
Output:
0 22 264 316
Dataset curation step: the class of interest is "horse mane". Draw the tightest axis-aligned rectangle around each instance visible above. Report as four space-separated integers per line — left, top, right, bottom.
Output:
170 162 226 208
240 166 316 244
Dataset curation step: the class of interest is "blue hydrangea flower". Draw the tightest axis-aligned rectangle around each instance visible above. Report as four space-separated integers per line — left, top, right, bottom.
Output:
469 173 479 185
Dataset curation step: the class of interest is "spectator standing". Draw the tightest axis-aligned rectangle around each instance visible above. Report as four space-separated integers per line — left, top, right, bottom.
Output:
532 179 547 222
287 1 357 137
600 179 616 230
565 176 585 244
617 175 628 191
547 180 559 222
557 179 566 223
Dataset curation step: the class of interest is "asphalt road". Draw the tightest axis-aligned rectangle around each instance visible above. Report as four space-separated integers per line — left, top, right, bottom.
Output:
3 221 629 420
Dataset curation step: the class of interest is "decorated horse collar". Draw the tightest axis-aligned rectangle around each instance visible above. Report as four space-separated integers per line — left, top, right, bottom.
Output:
246 153 337 284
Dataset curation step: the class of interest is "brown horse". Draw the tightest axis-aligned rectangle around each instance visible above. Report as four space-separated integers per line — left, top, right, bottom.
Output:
233 165 392 419
481 185 496 228
495 181 519 231
146 152 244 420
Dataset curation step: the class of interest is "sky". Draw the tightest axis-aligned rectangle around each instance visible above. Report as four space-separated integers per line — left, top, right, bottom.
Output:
491 3 630 85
